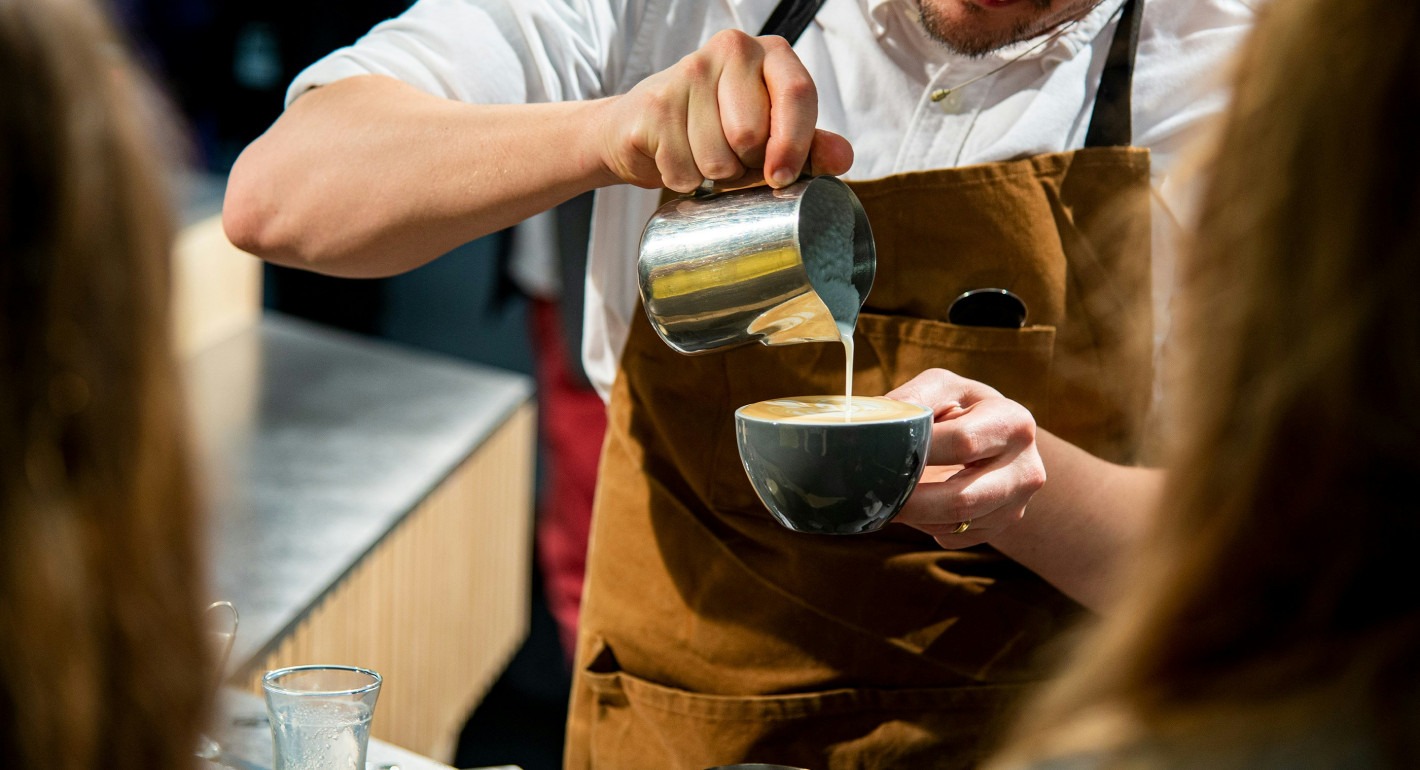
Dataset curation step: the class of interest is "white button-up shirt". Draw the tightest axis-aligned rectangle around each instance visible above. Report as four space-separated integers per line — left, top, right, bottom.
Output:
289 0 1257 399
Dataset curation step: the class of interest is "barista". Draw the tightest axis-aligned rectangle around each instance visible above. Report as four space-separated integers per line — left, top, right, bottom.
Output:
223 0 1256 765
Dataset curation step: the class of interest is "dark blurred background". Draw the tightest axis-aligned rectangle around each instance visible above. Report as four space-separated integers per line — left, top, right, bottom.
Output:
113 2 571 767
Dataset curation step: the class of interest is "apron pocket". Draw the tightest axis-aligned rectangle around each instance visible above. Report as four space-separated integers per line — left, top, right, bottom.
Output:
853 312 1056 422
581 636 1035 770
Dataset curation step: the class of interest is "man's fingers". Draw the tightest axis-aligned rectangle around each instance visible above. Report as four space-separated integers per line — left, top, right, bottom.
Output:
924 397 1036 468
882 369 1043 549
808 129 854 177
654 118 701 193
613 29 844 190
688 80 745 182
895 460 1035 532
716 34 771 170
638 71 701 192
887 368 1005 418
758 35 818 187
896 488 1020 546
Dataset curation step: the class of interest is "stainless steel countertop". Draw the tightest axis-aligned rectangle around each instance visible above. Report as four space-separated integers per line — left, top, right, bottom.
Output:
186 312 535 675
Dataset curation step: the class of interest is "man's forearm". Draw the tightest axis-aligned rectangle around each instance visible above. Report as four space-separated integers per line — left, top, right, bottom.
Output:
990 429 1162 612
223 75 615 277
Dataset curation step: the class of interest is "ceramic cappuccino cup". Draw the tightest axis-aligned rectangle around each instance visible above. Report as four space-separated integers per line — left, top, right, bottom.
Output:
734 396 932 535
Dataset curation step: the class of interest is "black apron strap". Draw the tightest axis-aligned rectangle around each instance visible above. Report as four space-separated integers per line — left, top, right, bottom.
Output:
1084 0 1144 148
758 0 830 44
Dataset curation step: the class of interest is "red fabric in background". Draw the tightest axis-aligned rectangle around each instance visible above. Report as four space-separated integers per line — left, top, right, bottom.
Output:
529 299 607 664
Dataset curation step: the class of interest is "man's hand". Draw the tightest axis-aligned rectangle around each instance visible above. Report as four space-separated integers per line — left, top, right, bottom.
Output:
591 29 853 193
886 368 1046 548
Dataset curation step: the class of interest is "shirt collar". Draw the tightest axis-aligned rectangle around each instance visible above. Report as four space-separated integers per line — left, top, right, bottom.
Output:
866 0 896 38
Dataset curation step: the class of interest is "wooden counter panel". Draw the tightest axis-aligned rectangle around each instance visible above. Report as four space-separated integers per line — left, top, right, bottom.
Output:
240 403 536 761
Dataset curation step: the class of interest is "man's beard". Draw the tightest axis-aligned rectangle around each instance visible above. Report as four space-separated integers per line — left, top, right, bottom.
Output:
918 0 1060 58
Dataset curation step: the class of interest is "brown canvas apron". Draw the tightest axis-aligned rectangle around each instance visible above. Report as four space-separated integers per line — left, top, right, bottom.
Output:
567 2 1152 767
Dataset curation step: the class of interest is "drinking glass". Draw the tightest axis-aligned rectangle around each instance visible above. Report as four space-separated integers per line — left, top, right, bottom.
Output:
263 664 382 770
196 600 239 761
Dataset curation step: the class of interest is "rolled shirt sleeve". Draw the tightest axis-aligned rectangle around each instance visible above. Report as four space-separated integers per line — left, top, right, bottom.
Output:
285 0 643 107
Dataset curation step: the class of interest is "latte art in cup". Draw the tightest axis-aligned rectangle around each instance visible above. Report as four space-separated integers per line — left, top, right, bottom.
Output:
737 395 927 424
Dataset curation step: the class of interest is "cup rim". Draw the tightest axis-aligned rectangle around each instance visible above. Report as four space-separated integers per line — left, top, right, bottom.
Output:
734 395 931 424
262 664 382 697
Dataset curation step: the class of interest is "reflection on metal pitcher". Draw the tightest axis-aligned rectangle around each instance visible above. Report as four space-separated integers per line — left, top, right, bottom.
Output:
638 176 875 355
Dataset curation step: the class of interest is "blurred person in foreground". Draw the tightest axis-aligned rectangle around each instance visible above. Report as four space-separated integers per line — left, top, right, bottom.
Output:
982 0 1420 766
0 0 212 768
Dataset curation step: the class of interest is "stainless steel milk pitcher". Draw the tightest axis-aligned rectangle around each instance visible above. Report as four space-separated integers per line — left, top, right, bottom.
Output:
637 175 875 355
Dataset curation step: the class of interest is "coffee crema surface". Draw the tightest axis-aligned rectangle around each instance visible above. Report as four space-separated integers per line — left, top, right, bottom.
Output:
737 395 928 424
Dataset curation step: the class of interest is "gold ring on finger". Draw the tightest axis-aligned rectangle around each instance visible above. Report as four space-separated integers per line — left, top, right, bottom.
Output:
950 519 971 535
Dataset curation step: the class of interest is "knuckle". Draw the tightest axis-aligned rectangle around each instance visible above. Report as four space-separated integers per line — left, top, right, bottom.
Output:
708 28 753 59
679 52 712 82
724 122 769 156
757 33 792 54
947 427 983 461
1007 400 1037 430
654 150 697 192
1002 415 1035 447
661 172 700 193
956 491 983 517
775 74 817 110
958 498 990 523
1021 462 1047 495
699 157 741 180
717 28 757 58
940 489 977 519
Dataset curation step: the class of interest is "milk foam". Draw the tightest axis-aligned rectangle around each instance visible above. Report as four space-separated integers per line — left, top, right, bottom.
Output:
738 395 926 424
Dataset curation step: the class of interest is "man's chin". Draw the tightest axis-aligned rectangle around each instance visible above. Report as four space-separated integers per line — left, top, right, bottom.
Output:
917 0 1065 57
921 13 1034 57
